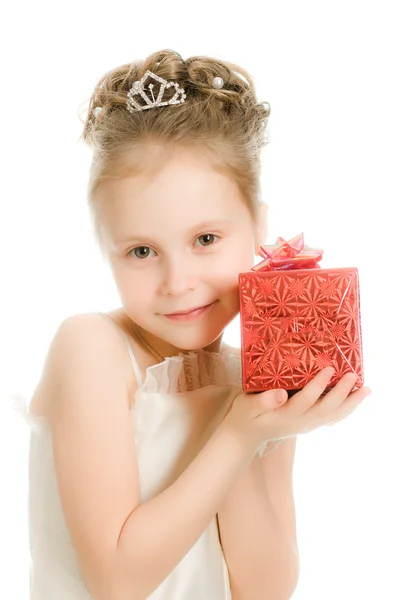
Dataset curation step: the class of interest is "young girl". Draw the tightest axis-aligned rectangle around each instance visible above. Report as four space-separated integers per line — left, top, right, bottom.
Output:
13 49 371 600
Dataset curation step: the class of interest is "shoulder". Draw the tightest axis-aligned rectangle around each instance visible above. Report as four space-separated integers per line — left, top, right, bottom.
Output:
31 311 138 418
60 311 140 395
50 311 132 362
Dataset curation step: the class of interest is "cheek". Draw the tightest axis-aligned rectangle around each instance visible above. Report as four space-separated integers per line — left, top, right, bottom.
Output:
235 247 256 272
207 253 253 299
114 265 156 305
212 237 255 280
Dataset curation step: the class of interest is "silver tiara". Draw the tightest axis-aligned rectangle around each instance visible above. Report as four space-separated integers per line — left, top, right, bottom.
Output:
126 70 186 113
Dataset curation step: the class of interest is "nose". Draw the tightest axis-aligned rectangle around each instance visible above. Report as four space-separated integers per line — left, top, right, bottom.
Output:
159 253 199 296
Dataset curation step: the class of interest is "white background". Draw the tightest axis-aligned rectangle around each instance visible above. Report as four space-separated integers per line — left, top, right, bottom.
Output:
1 1 399 598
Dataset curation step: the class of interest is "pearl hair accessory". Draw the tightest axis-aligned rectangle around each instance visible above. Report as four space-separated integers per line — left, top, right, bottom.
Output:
93 107 103 118
212 76 224 89
262 101 271 116
126 70 186 113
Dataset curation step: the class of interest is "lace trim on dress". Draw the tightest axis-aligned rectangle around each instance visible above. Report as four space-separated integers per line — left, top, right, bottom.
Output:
141 348 243 394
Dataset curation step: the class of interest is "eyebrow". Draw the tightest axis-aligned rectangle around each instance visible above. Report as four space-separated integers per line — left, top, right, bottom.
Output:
113 219 233 245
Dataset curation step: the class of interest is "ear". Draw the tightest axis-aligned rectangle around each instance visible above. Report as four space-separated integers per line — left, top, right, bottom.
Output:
254 202 269 251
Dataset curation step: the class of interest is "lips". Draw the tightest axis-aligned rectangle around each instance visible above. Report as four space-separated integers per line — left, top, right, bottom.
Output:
164 302 214 316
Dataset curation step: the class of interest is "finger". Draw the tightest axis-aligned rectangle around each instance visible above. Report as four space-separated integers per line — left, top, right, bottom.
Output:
314 372 359 414
315 376 369 428
290 367 336 411
326 385 372 425
256 388 288 413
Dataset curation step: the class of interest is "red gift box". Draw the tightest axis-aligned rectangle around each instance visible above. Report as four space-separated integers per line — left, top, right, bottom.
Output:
239 233 364 393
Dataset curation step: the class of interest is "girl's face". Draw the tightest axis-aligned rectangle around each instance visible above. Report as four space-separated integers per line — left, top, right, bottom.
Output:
98 146 264 355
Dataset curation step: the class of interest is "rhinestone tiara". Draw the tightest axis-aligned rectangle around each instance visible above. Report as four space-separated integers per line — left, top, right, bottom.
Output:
126 70 186 113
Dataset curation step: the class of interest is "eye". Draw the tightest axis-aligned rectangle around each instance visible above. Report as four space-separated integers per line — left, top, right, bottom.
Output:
128 246 156 259
195 234 219 247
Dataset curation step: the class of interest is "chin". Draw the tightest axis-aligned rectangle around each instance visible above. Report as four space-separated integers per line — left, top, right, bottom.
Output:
175 332 223 352
168 319 233 352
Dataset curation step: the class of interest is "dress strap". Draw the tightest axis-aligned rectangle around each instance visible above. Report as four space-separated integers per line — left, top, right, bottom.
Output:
97 312 143 388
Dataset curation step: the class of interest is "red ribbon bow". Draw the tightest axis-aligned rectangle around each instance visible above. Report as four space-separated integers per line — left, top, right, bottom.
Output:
252 232 324 272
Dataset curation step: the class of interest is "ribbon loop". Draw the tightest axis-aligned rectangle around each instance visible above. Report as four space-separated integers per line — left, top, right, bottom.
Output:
252 232 324 272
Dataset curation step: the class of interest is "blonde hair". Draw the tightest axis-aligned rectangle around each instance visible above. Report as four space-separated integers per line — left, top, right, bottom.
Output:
79 49 270 258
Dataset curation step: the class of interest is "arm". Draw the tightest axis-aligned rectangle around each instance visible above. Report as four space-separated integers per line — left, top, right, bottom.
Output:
44 315 261 600
259 437 299 557
113 425 259 600
217 437 299 600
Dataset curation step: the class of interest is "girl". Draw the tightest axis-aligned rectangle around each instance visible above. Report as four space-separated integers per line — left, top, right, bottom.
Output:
13 49 371 600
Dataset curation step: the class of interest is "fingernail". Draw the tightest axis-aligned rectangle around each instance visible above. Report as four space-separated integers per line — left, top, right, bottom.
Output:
276 390 287 403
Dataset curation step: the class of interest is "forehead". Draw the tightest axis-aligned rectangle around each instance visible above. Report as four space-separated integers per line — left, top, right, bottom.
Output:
97 147 252 242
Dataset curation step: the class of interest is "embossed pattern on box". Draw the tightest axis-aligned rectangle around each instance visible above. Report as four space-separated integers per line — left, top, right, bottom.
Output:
239 267 364 392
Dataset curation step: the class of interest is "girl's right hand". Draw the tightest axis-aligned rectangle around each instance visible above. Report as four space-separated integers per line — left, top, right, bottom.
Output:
221 367 371 452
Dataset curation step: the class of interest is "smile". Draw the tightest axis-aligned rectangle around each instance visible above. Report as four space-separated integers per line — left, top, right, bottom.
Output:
164 301 216 322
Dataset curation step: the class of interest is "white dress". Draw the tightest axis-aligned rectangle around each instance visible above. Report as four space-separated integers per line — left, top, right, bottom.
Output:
10 312 278 600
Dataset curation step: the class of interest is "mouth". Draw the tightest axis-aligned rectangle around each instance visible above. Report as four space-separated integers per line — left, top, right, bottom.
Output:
164 302 214 316
163 301 216 322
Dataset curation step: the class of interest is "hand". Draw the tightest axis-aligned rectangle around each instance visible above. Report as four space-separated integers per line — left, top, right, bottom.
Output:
221 367 371 452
